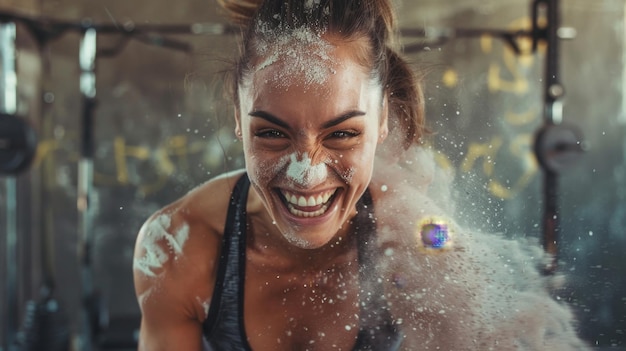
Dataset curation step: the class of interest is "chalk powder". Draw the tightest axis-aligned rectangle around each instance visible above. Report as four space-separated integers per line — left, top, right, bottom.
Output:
196 296 211 319
254 26 338 89
133 214 190 278
249 154 289 189
285 152 328 187
372 147 589 348
137 287 153 307
304 0 321 10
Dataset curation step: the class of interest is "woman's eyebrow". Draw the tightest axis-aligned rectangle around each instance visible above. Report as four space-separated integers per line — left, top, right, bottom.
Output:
322 110 366 129
249 110 290 129
248 109 366 129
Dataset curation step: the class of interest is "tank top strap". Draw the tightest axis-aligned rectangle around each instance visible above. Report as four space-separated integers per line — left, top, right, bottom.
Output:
354 189 404 350
203 173 253 350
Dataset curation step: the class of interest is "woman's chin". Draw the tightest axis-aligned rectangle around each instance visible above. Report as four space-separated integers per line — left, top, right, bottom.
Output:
282 233 330 249
275 209 345 249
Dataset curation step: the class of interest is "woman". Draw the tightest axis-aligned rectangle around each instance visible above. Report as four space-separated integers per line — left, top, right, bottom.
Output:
133 0 589 350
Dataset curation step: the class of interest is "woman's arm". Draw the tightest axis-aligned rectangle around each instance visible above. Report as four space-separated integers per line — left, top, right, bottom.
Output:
136 281 204 351
132 174 240 351
133 208 207 351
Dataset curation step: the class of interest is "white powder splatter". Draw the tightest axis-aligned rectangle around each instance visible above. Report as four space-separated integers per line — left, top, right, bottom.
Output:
196 296 211 319
304 0 320 11
249 154 290 187
282 227 315 249
253 26 338 88
133 214 190 278
286 152 328 187
373 146 589 349
339 166 356 184
137 287 153 307
174 225 189 254
256 52 280 72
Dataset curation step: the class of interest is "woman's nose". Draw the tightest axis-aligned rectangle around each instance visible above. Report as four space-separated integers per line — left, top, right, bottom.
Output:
285 151 328 188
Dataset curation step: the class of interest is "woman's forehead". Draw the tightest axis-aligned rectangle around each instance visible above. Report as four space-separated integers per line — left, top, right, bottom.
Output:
245 42 370 94
240 60 383 129
253 33 339 88
249 29 373 84
246 53 377 102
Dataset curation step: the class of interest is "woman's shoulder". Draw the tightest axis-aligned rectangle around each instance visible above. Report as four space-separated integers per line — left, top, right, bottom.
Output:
132 169 247 322
178 169 248 232
137 169 247 245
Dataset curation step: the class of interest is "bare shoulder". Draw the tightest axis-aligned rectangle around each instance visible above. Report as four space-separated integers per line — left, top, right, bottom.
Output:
171 169 247 235
132 170 246 349
133 169 246 297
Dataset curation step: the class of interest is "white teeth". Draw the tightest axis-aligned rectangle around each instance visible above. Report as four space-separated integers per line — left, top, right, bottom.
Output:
322 192 331 203
298 196 307 207
281 189 337 218
287 203 330 218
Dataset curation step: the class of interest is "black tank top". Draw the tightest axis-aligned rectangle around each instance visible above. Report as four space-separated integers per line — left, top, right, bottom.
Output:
202 174 403 350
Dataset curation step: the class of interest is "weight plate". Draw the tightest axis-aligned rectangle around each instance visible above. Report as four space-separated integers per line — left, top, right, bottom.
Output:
0 113 38 175
534 123 585 173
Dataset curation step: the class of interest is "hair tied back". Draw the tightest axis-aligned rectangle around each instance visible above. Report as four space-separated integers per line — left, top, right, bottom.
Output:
216 0 263 27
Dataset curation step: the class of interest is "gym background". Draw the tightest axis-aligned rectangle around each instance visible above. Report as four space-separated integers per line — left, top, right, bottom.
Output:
0 0 625 350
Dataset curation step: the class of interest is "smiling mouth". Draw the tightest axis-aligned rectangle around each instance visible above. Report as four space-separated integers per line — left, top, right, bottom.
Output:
278 189 338 218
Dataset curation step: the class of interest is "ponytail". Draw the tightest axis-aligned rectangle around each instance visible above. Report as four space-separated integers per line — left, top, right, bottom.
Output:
215 0 261 28
383 46 426 149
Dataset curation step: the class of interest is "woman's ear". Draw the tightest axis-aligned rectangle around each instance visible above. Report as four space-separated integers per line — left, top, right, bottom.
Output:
379 95 389 143
234 108 243 140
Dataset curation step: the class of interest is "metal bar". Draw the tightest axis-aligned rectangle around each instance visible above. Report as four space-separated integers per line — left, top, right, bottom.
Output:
542 170 559 273
543 0 564 125
38 48 57 294
77 27 97 351
3 178 17 351
401 26 533 39
0 23 17 114
0 20 18 351
536 0 564 274
0 10 237 36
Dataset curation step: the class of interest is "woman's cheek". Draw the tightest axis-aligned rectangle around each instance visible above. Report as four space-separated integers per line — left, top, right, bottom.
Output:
245 151 289 186
330 145 376 185
354 140 377 179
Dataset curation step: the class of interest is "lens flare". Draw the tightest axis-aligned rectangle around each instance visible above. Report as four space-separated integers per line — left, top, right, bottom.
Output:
416 217 453 252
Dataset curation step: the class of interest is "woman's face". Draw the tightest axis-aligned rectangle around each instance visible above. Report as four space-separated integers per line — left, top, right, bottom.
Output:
236 34 388 249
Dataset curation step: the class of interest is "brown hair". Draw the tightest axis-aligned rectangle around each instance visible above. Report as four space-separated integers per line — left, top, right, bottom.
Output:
217 0 425 150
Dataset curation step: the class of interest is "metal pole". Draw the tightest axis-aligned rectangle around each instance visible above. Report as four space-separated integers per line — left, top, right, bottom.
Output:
1 20 18 351
536 0 564 274
77 26 96 351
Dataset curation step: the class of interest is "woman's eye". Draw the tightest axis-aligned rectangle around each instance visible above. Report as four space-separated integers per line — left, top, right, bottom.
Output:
330 130 360 139
256 130 285 138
